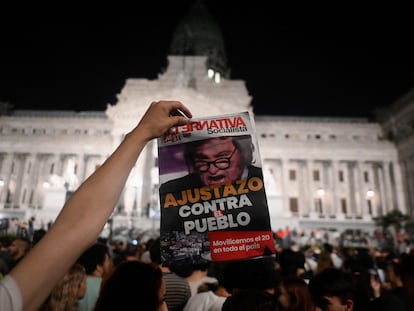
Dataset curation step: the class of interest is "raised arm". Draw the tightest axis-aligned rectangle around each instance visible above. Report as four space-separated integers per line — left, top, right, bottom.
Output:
9 101 192 310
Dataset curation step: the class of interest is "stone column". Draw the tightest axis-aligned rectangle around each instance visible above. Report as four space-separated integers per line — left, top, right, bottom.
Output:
14 154 30 209
346 161 357 217
393 161 406 214
402 159 414 218
356 161 364 217
331 160 341 218
298 160 308 216
20 153 35 209
76 154 86 183
322 161 332 217
281 158 289 216
383 161 394 212
32 154 47 209
54 154 63 176
377 163 387 215
0 153 14 208
307 160 317 218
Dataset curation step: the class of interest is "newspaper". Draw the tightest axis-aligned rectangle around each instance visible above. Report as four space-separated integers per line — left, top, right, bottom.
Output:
158 111 275 266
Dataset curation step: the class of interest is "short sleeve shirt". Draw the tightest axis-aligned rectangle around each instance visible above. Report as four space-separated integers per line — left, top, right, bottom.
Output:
0 275 23 311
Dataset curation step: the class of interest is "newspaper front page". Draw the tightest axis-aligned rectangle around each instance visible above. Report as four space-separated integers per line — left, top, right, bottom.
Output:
158 111 275 266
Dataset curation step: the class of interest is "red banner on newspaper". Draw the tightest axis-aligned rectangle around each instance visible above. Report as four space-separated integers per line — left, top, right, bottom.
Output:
158 112 275 266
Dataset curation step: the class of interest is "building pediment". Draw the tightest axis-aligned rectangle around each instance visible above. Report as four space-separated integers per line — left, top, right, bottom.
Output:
106 55 252 135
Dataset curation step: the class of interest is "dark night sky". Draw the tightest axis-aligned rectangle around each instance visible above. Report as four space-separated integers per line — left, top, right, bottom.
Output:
1 1 414 119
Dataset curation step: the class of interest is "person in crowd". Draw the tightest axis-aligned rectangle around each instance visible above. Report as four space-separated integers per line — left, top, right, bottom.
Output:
31 229 47 246
183 262 230 311
367 267 405 311
7 238 31 271
39 263 86 310
400 253 414 310
221 289 278 311
315 249 334 275
172 259 218 297
76 242 112 311
278 276 313 311
309 268 361 311
149 237 191 311
222 256 279 295
0 100 192 310
323 243 343 269
278 241 306 278
94 260 167 311
385 260 407 305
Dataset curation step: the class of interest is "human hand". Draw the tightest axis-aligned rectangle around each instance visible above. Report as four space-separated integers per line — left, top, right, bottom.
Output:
136 100 192 140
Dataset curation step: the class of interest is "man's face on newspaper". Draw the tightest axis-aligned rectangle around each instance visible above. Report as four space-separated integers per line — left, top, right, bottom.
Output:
193 137 245 186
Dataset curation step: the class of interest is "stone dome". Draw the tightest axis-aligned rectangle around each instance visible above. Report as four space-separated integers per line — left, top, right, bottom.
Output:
169 0 229 78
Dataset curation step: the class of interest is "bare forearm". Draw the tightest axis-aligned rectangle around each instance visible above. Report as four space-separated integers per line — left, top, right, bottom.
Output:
7 100 192 310
11 131 148 309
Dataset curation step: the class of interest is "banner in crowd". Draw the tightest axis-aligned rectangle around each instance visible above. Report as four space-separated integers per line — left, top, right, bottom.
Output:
158 111 275 266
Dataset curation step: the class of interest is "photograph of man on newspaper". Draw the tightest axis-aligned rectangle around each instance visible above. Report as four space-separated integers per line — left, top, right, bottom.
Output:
158 113 275 267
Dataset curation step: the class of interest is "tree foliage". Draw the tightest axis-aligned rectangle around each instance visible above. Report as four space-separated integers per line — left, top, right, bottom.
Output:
374 209 409 232
0 101 13 115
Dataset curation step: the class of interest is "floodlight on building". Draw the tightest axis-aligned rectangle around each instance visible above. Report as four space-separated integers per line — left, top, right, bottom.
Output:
317 188 325 197
366 189 375 198
214 72 221 83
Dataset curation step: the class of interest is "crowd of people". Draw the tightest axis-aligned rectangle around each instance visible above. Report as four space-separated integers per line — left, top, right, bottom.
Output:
2 229 414 311
0 101 413 311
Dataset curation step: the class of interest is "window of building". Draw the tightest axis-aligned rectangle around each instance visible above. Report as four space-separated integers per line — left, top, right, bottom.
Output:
338 170 344 182
289 169 296 181
313 170 320 181
341 198 347 214
289 197 298 213
364 171 369 182
314 198 323 214
50 163 55 174
6 190 12 204
22 189 26 204
29 190 34 205
367 199 373 215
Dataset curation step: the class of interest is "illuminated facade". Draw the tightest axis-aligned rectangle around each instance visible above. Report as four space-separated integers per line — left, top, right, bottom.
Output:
1 2 412 233
0 55 410 233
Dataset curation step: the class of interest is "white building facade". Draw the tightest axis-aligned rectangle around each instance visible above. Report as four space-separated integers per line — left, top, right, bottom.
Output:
0 55 408 234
